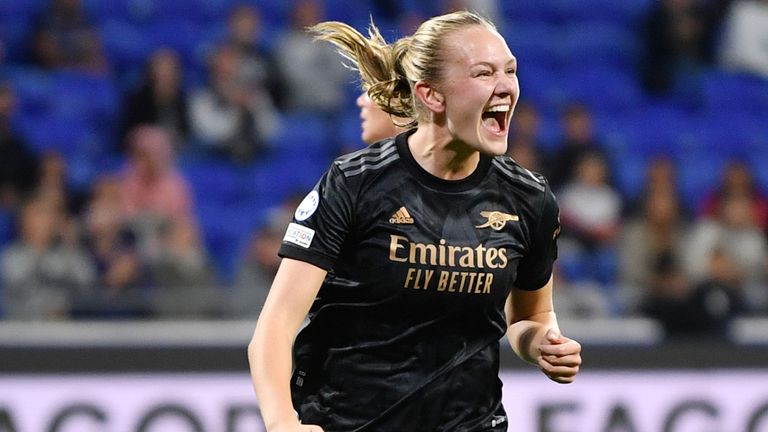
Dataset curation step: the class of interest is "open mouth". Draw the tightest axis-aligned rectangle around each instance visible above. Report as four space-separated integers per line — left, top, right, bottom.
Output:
481 105 510 135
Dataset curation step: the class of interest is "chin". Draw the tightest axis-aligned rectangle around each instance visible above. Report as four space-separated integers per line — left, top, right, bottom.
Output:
480 135 509 156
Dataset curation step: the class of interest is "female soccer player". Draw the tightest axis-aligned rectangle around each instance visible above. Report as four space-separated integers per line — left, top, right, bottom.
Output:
248 10 582 432
356 91 407 145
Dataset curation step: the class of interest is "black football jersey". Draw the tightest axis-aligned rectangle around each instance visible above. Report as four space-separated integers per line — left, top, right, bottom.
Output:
279 129 560 432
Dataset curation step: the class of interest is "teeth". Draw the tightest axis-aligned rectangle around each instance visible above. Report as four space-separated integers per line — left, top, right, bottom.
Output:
485 105 509 113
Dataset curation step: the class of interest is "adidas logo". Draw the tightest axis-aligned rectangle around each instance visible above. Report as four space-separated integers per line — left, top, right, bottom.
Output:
389 206 414 224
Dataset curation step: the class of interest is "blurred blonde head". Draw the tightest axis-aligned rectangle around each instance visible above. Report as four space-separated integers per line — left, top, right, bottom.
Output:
356 92 407 144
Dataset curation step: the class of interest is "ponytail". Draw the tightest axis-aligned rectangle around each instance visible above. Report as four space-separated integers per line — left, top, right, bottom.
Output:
310 20 417 127
310 11 496 128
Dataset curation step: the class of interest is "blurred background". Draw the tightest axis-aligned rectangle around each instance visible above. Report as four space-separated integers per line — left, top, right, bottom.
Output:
0 0 766 430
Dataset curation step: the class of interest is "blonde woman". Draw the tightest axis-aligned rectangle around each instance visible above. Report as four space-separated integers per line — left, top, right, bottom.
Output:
356 91 408 145
248 11 581 432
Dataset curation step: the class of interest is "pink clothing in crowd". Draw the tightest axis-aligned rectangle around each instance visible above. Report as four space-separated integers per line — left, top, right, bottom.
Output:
121 125 194 222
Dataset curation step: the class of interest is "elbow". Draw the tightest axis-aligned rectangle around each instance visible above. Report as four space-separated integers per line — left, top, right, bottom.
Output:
247 320 264 366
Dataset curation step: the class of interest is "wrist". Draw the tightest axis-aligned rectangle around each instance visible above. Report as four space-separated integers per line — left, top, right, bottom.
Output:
265 413 301 432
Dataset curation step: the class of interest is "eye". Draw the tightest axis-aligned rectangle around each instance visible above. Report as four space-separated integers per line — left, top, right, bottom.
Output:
473 68 492 78
506 68 517 75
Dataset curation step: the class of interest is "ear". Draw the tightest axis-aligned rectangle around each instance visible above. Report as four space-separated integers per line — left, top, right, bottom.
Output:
413 80 445 114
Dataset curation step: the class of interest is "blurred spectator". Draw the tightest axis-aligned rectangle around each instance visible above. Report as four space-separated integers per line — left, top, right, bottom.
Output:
643 248 746 338
148 217 221 318
190 43 276 162
120 125 196 263
685 193 768 311
0 83 39 210
718 0 768 78
273 0 350 115
30 0 109 73
619 186 690 312
225 3 286 111
506 140 541 172
688 248 747 331
557 152 622 285
640 0 713 95
506 101 545 171
230 198 297 318
547 103 610 192
120 48 191 148
639 252 696 336
121 126 194 222
1 195 95 320
560 152 623 249
624 156 688 218
508 101 543 149
552 265 614 318
698 159 768 231
78 175 146 317
33 151 86 216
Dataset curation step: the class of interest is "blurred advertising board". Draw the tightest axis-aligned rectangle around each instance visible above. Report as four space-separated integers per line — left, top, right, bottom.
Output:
1 370 767 432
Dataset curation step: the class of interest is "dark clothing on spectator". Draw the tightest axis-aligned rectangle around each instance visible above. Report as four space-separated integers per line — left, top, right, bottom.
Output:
120 83 191 148
0 133 39 205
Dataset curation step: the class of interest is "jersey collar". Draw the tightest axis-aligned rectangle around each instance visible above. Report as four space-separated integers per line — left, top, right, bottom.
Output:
395 129 492 193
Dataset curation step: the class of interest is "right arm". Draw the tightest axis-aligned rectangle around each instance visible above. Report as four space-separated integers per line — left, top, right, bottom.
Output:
248 258 327 432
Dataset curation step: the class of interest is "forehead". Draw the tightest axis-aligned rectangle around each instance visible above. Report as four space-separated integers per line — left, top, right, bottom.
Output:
441 25 514 67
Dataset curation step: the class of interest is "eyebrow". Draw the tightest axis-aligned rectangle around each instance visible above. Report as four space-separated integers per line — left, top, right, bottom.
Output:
470 58 517 68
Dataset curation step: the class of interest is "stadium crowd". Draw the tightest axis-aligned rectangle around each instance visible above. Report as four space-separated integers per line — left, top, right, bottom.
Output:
0 0 766 339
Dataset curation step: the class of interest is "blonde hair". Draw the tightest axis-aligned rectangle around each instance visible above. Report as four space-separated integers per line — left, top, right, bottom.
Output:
310 11 496 128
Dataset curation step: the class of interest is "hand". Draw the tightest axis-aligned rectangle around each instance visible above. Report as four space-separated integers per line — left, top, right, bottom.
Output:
537 328 581 384
269 421 324 432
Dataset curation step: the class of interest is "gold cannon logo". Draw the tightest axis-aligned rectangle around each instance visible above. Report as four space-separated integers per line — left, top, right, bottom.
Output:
475 211 518 231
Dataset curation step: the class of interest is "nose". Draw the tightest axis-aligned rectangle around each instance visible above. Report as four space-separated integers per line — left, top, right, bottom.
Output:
495 73 517 98
356 92 367 108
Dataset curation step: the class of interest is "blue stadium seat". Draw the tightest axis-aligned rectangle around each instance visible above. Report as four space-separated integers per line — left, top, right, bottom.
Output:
253 0 292 28
50 71 119 126
196 200 266 283
339 109 364 148
558 66 644 115
605 103 693 157
560 21 640 69
748 151 768 192
504 22 560 69
100 19 152 73
501 0 560 23
248 153 329 206
611 150 649 202
515 63 564 114
15 114 96 159
268 111 332 157
0 208 14 249
551 0 654 25
702 70 768 116
325 0 374 29
180 157 247 205
87 0 209 24
678 153 726 212
146 19 204 61
0 0 46 19
3 65 55 116
0 18 34 62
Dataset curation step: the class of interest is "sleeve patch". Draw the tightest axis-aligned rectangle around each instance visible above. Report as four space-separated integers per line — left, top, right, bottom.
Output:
284 223 315 248
294 190 320 221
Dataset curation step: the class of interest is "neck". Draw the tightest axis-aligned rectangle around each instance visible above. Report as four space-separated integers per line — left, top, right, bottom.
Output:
408 124 480 180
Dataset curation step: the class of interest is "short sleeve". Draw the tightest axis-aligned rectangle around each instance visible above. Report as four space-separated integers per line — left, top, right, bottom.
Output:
278 163 355 270
513 183 560 291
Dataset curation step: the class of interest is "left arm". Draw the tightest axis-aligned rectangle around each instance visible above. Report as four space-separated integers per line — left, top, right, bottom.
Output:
505 275 581 384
